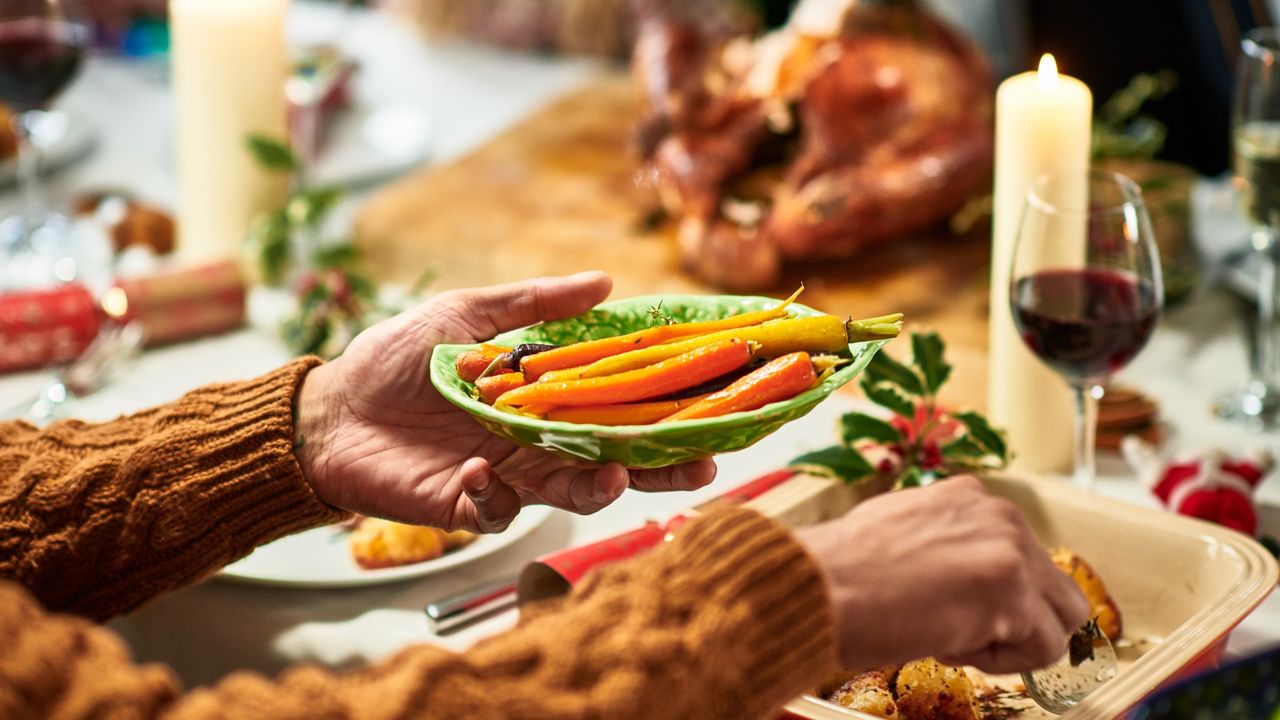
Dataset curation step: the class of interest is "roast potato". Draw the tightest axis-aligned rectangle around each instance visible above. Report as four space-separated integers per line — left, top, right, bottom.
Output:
894 658 980 720
828 667 900 717
349 518 446 569
1050 547 1123 640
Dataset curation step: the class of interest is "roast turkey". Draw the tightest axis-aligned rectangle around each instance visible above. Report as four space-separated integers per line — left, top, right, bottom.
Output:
634 0 994 290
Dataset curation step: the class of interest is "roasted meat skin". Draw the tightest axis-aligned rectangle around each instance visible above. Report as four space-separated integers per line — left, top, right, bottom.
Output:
635 0 994 290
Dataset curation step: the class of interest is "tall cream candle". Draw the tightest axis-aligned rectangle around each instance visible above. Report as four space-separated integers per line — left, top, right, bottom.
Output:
170 0 289 266
988 55 1091 473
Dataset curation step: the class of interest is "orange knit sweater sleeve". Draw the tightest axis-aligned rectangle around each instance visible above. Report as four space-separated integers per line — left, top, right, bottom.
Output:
0 359 839 720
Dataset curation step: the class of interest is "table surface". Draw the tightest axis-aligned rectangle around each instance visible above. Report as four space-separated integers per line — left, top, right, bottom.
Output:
0 2 1276 689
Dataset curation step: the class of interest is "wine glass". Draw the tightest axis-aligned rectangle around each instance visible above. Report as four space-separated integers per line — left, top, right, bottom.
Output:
1009 169 1163 491
0 0 89 286
1222 28 1280 429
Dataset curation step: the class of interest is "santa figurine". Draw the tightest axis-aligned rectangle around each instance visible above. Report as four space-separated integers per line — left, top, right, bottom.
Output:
1123 437 1274 537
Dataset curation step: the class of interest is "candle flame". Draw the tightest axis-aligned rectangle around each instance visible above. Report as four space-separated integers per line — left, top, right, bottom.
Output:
1038 54 1058 90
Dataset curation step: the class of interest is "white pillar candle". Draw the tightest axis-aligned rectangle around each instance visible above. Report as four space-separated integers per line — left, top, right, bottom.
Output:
988 54 1091 473
170 0 290 266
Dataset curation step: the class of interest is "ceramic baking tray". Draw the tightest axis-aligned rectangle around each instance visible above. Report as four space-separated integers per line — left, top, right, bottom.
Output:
742 473 1279 720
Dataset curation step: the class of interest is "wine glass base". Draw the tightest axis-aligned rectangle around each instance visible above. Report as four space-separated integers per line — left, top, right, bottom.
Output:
1214 381 1280 430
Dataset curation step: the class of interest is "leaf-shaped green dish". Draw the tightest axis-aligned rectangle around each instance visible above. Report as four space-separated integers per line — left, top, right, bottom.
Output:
429 294 891 468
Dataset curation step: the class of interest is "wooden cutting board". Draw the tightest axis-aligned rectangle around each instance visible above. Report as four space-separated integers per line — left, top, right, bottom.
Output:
355 73 993 407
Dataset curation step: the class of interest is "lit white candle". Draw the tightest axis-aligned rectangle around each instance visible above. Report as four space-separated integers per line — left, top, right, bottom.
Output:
170 0 290 266
988 54 1092 473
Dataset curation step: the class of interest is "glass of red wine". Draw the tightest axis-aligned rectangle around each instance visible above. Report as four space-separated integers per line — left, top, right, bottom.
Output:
1009 169 1163 491
0 0 88 278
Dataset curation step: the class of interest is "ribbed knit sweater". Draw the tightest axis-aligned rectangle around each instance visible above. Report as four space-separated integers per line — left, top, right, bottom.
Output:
0 358 838 719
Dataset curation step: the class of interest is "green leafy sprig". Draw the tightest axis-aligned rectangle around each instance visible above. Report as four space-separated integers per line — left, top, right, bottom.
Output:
790 332 1009 488
246 135 428 358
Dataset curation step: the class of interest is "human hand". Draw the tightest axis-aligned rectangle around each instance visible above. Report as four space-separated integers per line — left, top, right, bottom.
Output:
796 476 1090 674
293 272 717 533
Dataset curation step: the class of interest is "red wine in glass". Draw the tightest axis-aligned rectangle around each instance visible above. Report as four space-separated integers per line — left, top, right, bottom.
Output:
0 19 83 112
1011 268 1159 386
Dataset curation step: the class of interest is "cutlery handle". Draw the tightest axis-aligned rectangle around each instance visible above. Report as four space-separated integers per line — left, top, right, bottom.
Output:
424 577 518 634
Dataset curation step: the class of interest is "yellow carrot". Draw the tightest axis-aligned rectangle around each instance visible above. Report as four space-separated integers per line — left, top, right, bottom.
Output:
544 396 710 426
519 287 804 380
539 313 901 383
497 339 751 407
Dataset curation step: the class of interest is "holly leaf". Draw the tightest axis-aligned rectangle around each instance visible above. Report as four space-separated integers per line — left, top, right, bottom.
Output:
865 350 924 396
247 212 291 285
942 435 988 460
790 446 874 483
247 134 297 172
313 243 361 270
860 377 915 417
954 411 1008 462
912 332 952 394
840 412 902 445
288 186 343 228
898 465 924 488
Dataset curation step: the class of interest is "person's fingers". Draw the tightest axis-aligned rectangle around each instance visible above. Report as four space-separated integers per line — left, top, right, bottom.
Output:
510 462 629 515
1034 554 1092 636
627 459 718 492
457 458 522 533
447 272 613 339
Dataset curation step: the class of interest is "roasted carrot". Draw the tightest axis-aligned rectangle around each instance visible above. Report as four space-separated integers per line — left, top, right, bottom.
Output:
477 372 527 405
519 288 804 380
456 344 512 383
497 338 752 407
544 395 711 426
538 313 903 383
660 352 817 422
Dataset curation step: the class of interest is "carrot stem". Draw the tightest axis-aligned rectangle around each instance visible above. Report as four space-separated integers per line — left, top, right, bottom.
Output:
497 338 752 407
660 352 817 422
519 287 804 380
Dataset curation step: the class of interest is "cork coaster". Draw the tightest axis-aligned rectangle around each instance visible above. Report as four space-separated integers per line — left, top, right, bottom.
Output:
1097 387 1162 451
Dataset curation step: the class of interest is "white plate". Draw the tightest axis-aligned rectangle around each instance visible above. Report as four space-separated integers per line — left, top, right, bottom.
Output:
219 506 553 588
311 103 432 189
0 108 97 186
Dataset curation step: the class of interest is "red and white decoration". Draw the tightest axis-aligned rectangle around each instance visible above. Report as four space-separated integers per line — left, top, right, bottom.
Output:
1123 437 1273 536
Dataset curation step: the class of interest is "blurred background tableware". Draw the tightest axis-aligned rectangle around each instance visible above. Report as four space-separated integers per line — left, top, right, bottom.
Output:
1220 27 1280 430
1010 169 1163 491
0 0 90 290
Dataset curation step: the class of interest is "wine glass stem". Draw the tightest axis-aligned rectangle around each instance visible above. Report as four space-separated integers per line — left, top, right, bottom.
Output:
1071 384 1102 492
10 112 46 248
1254 229 1278 386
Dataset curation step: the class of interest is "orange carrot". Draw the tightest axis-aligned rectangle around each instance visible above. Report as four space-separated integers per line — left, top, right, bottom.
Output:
519 288 803 380
456 344 512 383
545 395 711 426
660 352 817 422
477 372 527 405
497 338 751 407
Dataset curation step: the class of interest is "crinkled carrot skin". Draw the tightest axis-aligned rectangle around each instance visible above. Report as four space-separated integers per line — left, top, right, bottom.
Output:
544 395 710 426
497 338 751 407
660 352 817 422
456 344 512 383
519 288 802 380
539 316 848 383
477 372 527 405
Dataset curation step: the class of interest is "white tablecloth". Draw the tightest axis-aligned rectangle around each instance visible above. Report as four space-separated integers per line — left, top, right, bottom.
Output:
0 2 1275 690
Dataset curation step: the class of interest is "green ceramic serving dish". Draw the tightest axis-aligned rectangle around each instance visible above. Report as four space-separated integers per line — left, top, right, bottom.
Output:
429 294 890 468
